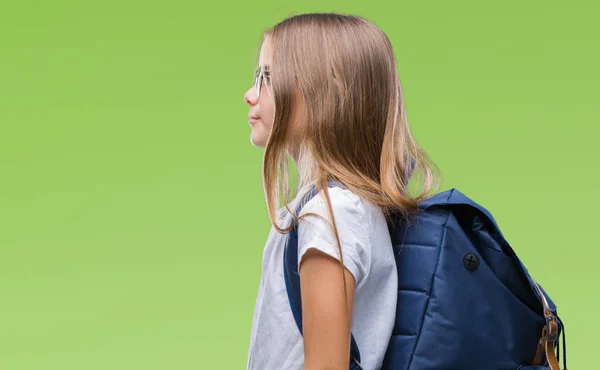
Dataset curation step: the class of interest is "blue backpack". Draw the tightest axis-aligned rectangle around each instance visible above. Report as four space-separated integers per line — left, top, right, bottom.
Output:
283 181 567 370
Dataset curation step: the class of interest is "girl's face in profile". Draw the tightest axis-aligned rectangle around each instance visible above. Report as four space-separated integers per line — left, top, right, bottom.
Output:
244 40 274 148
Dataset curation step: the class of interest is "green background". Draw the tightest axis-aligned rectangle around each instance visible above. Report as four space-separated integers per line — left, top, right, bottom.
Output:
0 0 597 369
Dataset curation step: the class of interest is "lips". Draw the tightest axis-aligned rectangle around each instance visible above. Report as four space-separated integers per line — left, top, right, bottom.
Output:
249 115 260 120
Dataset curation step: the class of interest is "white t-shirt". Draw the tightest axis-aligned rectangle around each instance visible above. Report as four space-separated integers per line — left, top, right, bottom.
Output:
246 183 398 370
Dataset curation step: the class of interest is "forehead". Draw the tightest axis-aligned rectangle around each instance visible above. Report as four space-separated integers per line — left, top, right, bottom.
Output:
258 39 272 68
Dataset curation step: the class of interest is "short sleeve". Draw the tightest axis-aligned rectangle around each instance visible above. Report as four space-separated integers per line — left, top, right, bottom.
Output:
296 187 370 285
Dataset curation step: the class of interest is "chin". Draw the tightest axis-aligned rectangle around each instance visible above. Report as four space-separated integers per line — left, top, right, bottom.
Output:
250 133 267 148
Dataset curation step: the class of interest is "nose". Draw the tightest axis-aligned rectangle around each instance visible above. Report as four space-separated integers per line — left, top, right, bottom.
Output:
244 86 257 106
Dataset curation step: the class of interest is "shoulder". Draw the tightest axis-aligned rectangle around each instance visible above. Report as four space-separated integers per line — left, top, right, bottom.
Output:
295 187 369 283
297 185 385 252
299 186 387 232
295 186 391 284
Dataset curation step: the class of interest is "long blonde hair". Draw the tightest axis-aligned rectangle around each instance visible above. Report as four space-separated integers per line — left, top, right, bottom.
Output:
258 12 442 262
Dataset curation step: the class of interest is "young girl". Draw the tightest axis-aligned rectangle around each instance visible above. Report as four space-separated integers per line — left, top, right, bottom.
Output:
243 13 440 370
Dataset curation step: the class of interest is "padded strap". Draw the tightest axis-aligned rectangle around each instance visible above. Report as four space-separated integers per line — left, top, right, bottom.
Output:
283 180 363 369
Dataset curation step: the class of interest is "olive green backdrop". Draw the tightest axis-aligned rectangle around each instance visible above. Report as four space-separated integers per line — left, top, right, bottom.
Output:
0 0 597 369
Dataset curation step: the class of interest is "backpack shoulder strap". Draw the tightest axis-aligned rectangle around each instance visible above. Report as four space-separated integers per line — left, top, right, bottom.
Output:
283 181 364 370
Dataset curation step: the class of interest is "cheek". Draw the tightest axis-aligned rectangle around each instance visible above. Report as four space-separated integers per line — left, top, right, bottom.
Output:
261 105 275 129
262 94 275 117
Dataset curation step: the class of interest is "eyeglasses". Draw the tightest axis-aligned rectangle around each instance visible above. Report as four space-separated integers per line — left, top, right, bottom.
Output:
254 66 270 100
